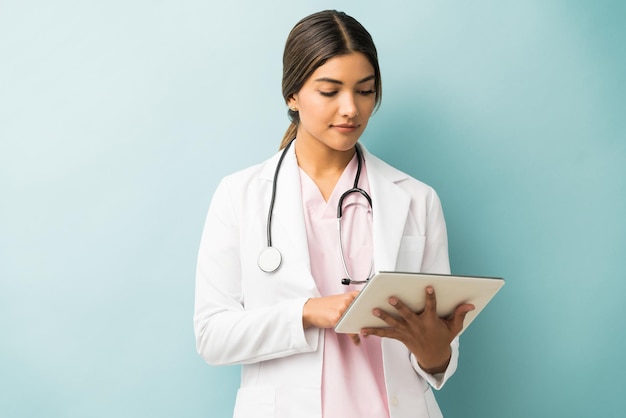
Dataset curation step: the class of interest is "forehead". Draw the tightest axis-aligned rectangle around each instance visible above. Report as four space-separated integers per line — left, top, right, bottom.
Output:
309 53 375 83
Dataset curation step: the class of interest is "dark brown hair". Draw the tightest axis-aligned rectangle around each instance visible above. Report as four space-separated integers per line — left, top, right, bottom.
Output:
280 10 382 149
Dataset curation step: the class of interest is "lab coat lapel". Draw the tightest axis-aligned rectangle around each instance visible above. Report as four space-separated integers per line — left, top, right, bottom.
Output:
259 145 311 272
364 149 411 272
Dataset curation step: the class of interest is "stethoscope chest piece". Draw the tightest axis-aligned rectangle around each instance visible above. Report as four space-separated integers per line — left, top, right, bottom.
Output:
258 246 282 273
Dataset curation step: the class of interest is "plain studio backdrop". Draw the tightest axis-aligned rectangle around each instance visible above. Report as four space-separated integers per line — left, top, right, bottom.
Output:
1 1 624 417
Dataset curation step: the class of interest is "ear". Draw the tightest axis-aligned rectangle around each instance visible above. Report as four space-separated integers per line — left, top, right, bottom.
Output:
287 94 298 111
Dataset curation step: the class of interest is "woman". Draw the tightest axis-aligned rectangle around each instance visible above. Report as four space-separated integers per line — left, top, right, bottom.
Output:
194 10 474 418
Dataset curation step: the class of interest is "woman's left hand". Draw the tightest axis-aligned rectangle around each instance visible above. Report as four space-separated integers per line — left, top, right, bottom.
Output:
361 286 474 374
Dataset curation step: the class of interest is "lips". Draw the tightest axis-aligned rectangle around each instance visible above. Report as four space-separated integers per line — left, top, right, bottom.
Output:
331 123 360 134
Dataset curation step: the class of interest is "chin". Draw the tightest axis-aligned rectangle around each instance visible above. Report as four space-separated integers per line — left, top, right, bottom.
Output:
328 140 360 153
328 133 363 148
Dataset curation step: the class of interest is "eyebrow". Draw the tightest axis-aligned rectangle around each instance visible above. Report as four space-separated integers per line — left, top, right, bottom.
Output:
313 75 376 85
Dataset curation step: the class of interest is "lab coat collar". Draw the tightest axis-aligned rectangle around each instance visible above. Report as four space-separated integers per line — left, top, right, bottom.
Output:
259 144 312 272
359 144 412 272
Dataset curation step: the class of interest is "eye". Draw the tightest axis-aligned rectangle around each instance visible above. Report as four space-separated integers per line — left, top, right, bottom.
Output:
358 90 376 96
319 91 338 97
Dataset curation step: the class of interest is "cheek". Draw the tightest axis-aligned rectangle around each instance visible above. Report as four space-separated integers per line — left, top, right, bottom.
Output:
299 100 332 125
360 98 376 116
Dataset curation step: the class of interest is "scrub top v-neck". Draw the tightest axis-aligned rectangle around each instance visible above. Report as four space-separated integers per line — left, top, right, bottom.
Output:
299 154 389 418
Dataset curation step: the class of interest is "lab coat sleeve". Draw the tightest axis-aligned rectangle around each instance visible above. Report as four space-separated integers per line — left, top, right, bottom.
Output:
194 177 319 366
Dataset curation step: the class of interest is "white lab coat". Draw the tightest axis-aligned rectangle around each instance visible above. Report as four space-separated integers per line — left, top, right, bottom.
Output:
194 144 459 418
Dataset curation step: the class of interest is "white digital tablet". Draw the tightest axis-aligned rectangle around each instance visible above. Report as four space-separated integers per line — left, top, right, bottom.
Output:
334 271 504 335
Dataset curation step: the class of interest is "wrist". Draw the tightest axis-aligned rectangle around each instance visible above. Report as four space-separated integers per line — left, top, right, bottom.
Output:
419 358 450 375
302 298 313 329
417 350 451 375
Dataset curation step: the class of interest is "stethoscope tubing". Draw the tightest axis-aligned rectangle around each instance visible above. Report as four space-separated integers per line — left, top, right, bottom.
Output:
260 138 373 285
266 139 293 248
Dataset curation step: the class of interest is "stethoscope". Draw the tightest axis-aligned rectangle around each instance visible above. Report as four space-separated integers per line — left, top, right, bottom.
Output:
257 138 374 285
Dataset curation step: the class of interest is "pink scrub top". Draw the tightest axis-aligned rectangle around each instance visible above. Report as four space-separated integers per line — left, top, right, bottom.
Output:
299 153 390 418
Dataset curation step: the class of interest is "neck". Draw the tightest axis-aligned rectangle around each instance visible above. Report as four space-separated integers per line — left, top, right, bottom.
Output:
294 140 356 180
294 139 358 202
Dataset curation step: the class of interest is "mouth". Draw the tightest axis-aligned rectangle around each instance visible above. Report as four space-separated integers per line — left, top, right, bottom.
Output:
331 123 360 133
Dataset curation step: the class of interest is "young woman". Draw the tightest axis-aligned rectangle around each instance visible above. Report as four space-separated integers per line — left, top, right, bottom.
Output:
194 10 474 418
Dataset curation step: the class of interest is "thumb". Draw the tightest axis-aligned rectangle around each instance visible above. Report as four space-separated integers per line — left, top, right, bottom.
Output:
450 303 475 335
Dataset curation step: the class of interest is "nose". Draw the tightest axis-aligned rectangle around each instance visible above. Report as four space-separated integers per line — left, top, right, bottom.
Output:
339 92 358 118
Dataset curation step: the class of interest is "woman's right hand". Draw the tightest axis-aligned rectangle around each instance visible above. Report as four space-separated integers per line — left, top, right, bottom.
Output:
302 291 361 345
302 291 359 329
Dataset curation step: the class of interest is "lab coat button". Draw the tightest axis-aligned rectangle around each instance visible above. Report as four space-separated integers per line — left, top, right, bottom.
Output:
391 395 399 406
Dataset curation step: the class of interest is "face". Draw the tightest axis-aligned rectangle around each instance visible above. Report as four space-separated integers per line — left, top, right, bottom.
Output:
288 52 377 154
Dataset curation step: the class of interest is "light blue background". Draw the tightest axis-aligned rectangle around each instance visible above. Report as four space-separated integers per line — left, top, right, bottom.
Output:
1 1 624 417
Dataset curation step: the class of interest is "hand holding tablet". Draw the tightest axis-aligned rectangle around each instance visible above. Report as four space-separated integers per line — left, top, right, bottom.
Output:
334 272 505 336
